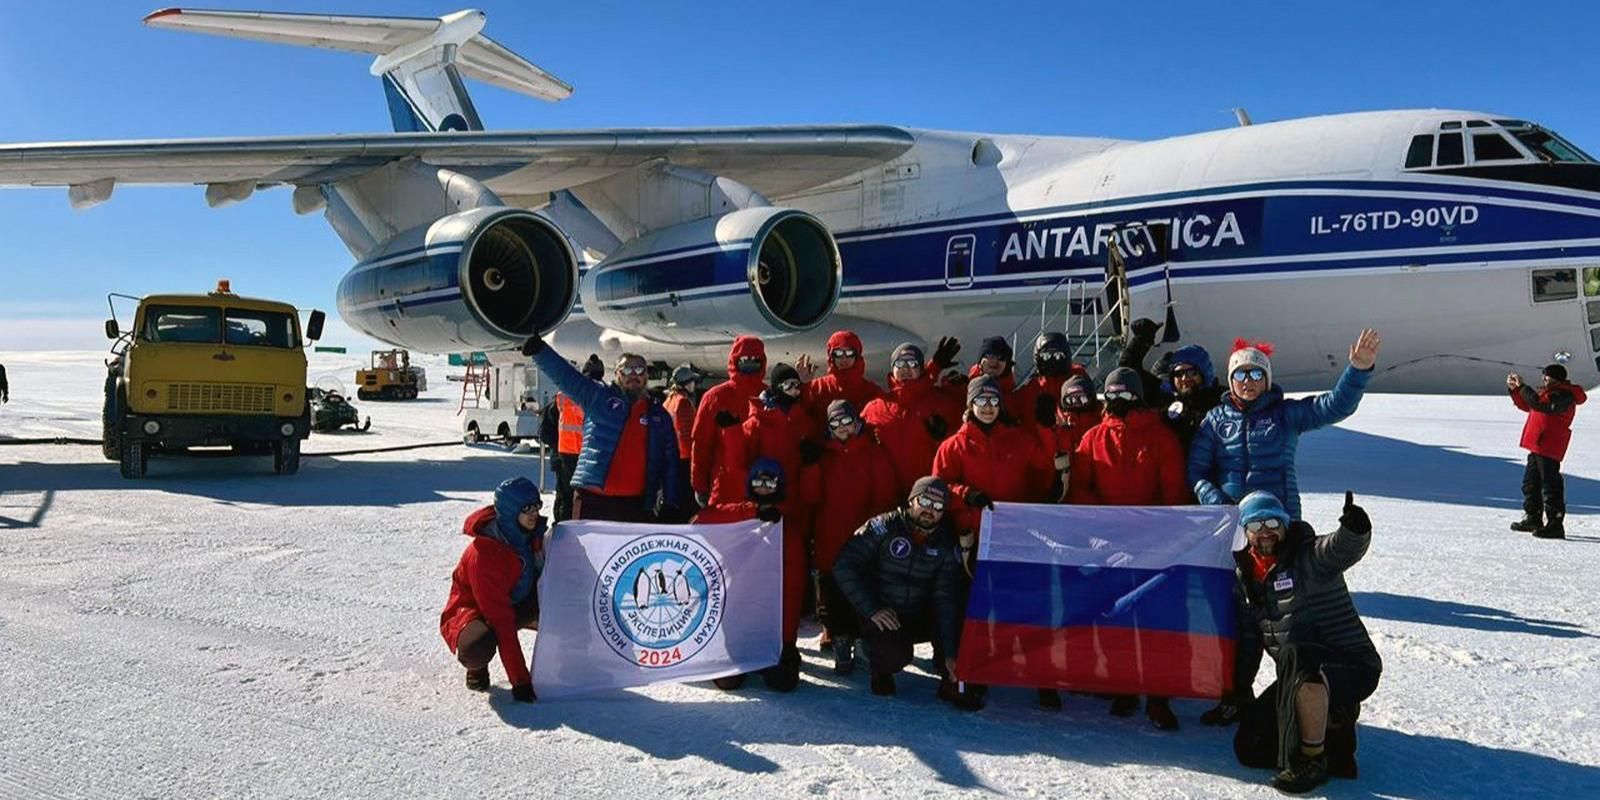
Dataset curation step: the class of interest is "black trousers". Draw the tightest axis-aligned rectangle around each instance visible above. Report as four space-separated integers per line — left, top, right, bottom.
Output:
1234 644 1380 770
553 453 579 523
456 593 541 670
814 573 860 638
1522 453 1566 521
857 610 943 676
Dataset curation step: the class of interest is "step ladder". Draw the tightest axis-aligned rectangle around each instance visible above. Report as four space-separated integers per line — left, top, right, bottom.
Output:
457 358 490 416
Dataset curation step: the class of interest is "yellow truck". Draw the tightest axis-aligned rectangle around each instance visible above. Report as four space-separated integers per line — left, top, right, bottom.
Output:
102 281 326 478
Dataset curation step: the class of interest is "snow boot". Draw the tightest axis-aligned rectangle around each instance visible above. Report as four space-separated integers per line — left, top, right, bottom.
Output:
761 644 802 692
464 667 490 692
1510 515 1542 533
1535 520 1566 539
1146 697 1179 731
1270 750 1329 794
832 636 856 675
1109 695 1140 717
871 672 897 696
1037 688 1063 711
938 677 984 711
713 674 748 691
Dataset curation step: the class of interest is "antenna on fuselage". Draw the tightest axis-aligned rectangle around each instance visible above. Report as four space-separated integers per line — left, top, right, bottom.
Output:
1231 107 1253 127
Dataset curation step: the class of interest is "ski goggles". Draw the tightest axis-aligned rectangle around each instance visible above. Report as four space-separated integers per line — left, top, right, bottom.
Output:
777 378 802 392
830 347 859 359
617 365 648 377
1036 351 1069 363
891 356 922 369
1244 517 1285 534
970 394 1002 408
1231 367 1267 383
519 501 543 515
827 415 858 429
1101 390 1136 402
912 494 946 511
1170 366 1202 381
1060 392 1093 409
750 476 780 491
735 356 764 372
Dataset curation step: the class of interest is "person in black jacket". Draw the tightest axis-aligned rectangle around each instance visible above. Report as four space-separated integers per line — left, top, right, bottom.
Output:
1117 318 1225 450
832 476 977 707
1230 490 1381 795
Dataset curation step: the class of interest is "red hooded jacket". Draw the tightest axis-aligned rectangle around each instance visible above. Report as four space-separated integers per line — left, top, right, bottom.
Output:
933 417 1054 535
862 371 966 495
692 502 759 524
1512 381 1588 461
1051 406 1104 456
691 336 767 498
1066 409 1190 506
804 331 884 427
439 506 538 687
798 432 900 571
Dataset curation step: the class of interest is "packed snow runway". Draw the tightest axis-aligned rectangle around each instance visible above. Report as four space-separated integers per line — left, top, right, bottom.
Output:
2 352 1598 799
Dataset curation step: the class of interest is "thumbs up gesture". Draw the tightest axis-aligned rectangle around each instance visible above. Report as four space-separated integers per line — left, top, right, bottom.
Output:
1339 491 1371 536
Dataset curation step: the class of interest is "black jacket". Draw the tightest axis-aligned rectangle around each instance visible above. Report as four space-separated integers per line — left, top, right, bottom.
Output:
832 508 967 655
1119 334 1223 450
1233 521 1382 681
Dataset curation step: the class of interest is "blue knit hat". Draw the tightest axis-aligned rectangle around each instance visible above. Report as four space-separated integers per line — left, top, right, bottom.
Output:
1238 491 1291 526
1167 344 1215 385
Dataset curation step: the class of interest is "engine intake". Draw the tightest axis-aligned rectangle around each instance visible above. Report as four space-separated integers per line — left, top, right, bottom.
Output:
337 207 578 353
581 208 841 344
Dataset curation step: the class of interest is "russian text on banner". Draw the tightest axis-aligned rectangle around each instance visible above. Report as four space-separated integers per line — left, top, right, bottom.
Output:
956 504 1243 699
531 518 783 698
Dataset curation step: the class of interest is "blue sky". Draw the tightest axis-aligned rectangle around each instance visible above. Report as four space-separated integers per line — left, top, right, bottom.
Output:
4 0 1598 347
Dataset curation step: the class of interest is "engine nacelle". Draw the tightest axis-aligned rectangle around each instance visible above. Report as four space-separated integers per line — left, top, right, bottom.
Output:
337 207 578 353
580 208 841 345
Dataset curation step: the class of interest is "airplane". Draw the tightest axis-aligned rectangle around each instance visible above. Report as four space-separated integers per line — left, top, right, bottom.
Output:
3 7 1599 394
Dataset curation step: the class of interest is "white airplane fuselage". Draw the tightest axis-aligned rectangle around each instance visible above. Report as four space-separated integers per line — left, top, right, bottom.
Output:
548 109 1600 394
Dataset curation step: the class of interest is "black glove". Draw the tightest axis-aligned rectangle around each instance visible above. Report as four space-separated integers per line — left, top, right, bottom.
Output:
511 683 536 703
1153 350 1174 379
932 336 962 370
1199 695 1242 726
714 410 739 428
757 506 783 523
520 337 545 357
965 489 992 510
799 438 823 466
1033 394 1057 427
1130 317 1162 342
1340 491 1371 535
923 414 948 441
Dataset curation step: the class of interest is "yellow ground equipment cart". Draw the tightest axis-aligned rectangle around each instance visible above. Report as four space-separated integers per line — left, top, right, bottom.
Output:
356 349 420 400
102 280 326 478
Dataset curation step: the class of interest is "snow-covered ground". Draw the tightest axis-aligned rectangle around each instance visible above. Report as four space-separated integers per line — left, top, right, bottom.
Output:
2 350 1598 799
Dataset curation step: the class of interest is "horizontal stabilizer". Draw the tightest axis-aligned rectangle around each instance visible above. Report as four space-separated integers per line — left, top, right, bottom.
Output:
143 7 572 102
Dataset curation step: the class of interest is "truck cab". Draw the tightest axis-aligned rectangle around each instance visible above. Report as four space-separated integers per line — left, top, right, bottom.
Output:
103 281 325 478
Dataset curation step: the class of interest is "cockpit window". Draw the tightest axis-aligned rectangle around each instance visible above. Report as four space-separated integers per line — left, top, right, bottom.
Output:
1466 120 1490 128
1472 132 1522 161
1405 135 1434 168
1505 125 1595 164
1441 121 1462 129
1437 133 1465 166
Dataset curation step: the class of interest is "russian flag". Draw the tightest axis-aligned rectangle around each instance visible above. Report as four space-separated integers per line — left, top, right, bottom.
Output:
955 504 1243 699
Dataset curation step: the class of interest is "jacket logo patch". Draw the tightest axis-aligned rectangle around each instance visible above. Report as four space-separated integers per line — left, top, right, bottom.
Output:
1218 420 1239 439
607 397 625 412
1273 573 1294 592
889 537 912 559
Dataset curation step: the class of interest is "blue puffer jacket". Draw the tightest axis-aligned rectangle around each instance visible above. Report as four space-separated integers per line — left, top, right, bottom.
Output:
532 348 681 511
1186 364 1372 520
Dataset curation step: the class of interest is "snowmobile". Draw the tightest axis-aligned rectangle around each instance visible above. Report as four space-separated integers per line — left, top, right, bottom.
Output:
309 387 371 433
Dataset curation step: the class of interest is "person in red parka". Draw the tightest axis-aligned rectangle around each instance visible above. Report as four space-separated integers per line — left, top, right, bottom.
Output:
692 458 791 691
439 477 546 703
691 336 767 507
1044 373 1103 501
967 336 1029 423
1014 331 1091 434
1508 363 1587 539
798 399 900 674
863 342 967 496
801 330 884 426
1065 366 1191 730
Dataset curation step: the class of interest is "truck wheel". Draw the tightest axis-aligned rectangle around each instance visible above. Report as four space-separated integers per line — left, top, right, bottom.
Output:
101 380 124 461
119 438 147 479
464 423 481 445
273 438 301 476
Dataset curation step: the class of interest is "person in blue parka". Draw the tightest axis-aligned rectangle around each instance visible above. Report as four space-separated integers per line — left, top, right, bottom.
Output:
1187 329 1382 522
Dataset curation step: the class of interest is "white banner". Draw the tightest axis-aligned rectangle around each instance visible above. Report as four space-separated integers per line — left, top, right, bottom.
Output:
530 518 783 698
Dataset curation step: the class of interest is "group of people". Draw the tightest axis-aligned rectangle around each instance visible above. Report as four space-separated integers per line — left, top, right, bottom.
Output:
442 321 1390 794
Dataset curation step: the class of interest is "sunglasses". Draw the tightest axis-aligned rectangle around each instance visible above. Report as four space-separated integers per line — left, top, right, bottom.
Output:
891 357 922 369
736 357 763 371
1231 367 1266 383
1244 518 1284 534
912 494 946 511
617 365 647 377
1037 351 1068 362
520 502 543 515
777 379 802 392
971 395 1002 408
1060 392 1092 409
830 348 858 359
1102 390 1136 402
828 415 858 429
751 477 780 490
1171 367 1201 380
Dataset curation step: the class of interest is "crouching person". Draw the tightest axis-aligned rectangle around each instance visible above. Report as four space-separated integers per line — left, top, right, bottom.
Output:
439 477 547 703
693 458 789 691
831 477 978 708
1232 491 1381 794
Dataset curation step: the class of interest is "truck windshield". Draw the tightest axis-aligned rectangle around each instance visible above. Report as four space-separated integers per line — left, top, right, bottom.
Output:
225 308 299 348
142 305 221 344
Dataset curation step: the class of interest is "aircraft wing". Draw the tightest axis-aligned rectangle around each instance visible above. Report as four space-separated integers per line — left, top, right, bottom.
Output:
0 126 915 202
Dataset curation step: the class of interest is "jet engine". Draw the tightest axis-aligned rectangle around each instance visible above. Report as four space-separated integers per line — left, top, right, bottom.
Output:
579 208 842 345
336 207 578 353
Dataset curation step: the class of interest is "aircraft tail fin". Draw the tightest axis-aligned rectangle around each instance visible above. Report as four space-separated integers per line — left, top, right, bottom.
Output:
143 7 573 132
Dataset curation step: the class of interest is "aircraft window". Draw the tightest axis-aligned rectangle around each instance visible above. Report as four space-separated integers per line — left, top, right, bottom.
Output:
1405 135 1434 168
225 308 298 348
142 306 221 344
1437 133 1465 166
1440 121 1462 129
1588 300 1600 326
1585 267 1600 296
1532 268 1578 303
1591 327 1600 353
1494 119 1530 128
1508 126 1595 163
1466 120 1491 128
1472 133 1523 162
